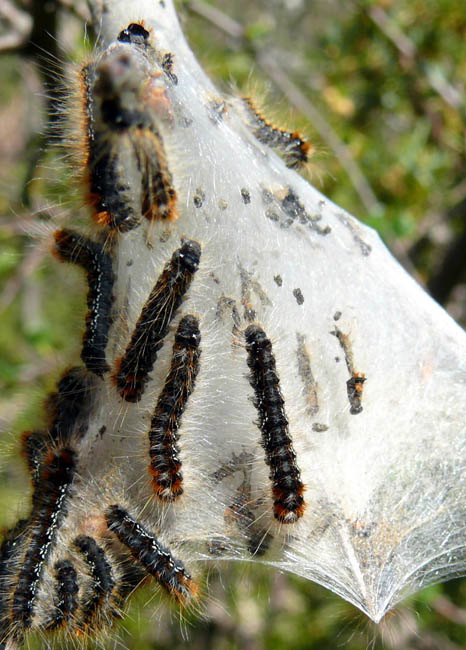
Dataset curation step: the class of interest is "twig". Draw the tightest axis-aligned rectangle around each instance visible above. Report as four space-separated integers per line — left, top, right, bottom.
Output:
256 51 381 215
0 0 32 33
432 595 466 625
187 0 244 39
0 0 32 52
186 0 381 215
0 32 24 51
86 0 103 26
365 4 463 111
367 5 416 60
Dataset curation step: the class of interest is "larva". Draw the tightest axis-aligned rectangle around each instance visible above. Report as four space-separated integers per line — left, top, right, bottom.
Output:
244 324 305 523
20 431 48 488
73 535 117 629
81 58 141 232
240 96 311 169
46 560 79 631
53 230 114 377
148 314 201 501
10 448 76 629
82 36 177 230
20 366 91 489
105 505 197 604
114 239 201 402
331 326 366 415
346 373 366 415
44 366 94 442
138 129 178 222
0 520 29 647
82 46 148 232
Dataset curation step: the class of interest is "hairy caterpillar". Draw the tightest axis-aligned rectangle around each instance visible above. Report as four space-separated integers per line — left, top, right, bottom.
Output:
244 324 305 523
3 1 466 648
148 314 201 501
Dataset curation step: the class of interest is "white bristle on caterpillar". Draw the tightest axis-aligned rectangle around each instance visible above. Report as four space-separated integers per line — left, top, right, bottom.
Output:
2 0 466 647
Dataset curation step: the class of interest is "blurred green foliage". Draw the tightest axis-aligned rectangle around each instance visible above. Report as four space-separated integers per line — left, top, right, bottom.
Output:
0 1 465 648
184 1 466 243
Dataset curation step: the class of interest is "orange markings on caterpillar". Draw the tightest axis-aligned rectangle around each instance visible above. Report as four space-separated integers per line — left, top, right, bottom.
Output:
346 372 366 415
137 127 178 223
105 505 198 604
148 315 201 501
114 240 201 402
79 41 178 232
244 324 305 523
331 326 366 415
53 230 114 377
241 96 312 170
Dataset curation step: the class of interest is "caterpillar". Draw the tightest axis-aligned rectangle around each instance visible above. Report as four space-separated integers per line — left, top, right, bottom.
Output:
148 314 201 501
10 448 76 630
79 33 177 231
53 230 114 377
244 324 305 523
114 240 201 402
105 506 198 604
4 1 460 647
240 96 312 170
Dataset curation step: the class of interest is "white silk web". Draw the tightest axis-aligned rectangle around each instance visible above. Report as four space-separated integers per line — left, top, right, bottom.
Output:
2 1 465 646
86 0 465 623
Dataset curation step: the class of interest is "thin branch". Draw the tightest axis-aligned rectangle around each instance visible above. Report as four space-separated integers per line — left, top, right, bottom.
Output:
0 0 32 32
365 4 464 111
0 0 32 52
